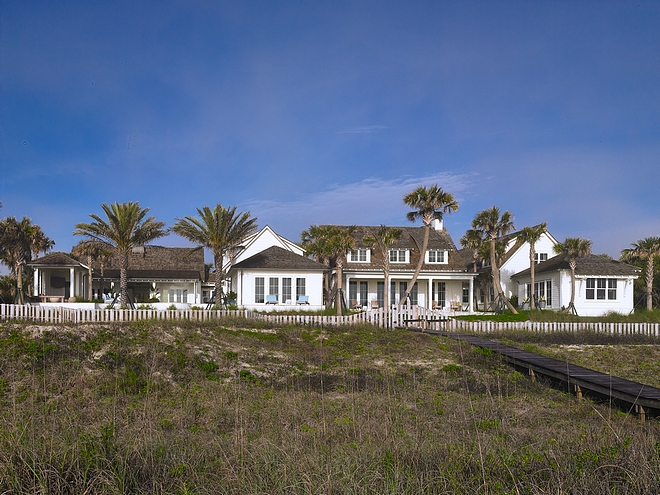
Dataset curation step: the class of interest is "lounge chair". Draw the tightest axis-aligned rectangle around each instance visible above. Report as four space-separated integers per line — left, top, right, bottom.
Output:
370 300 379 310
266 295 278 304
296 295 309 305
351 299 362 310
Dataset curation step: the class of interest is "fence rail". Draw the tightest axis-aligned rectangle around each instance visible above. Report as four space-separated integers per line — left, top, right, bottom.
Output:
1 304 659 336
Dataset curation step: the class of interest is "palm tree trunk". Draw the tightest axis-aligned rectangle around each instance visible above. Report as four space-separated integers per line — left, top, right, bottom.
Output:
383 266 390 323
646 256 654 311
214 251 223 307
120 251 128 307
336 260 344 316
400 223 430 308
16 263 24 304
529 248 536 310
568 262 577 314
87 254 93 301
490 237 518 314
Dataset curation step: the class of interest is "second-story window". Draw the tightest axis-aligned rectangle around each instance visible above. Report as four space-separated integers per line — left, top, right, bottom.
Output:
348 249 370 263
535 253 548 264
426 250 447 264
389 249 409 263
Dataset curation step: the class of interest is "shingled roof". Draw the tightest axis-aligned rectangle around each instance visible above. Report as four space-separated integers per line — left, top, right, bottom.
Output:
336 225 467 272
94 246 205 280
28 252 87 268
512 253 640 278
231 246 326 271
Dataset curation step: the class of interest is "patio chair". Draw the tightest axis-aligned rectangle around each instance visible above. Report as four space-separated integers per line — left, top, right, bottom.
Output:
351 299 362 310
370 300 379 310
266 295 278 304
296 295 309 305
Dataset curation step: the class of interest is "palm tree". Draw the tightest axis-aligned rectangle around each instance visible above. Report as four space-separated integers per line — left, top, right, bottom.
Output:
301 224 337 304
471 206 518 314
0 217 32 304
460 228 486 310
401 185 458 307
29 225 55 261
325 226 357 316
518 223 547 309
553 237 592 315
74 202 167 307
73 240 108 301
172 204 258 307
364 225 402 318
621 237 660 311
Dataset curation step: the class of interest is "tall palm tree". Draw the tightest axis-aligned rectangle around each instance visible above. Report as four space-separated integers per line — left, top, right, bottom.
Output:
73 240 107 301
301 224 337 304
471 206 518 314
401 185 458 307
460 228 486 310
621 236 660 311
0 217 32 304
325 226 357 316
74 202 167 307
172 204 258 306
364 225 402 318
553 237 592 315
518 223 547 309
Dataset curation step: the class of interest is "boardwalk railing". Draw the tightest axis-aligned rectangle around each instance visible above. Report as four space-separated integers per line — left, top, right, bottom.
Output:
1 304 659 335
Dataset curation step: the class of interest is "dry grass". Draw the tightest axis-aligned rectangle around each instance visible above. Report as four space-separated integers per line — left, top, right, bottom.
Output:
0 319 659 494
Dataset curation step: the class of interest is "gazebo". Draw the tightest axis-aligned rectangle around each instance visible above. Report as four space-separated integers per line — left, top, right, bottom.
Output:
28 252 89 303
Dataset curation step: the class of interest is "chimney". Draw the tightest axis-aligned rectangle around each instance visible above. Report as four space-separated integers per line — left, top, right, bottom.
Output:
432 218 443 231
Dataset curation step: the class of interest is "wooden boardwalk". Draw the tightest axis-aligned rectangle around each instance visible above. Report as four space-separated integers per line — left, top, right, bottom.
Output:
417 328 660 421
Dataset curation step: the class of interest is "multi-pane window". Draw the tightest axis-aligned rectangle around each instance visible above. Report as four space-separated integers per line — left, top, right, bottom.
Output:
462 283 469 304
586 278 617 300
534 253 548 264
410 282 418 305
269 277 279 302
389 249 408 263
525 280 552 306
282 278 292 303
427 250 447 263
296 278 306 298
348 249 370 263
168 289 188 303
255 277 264 303
377 281 384 308
391 281 408 304
433 281 446 308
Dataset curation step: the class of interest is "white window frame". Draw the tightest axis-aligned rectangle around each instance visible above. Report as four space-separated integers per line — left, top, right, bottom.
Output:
534 253 548 264
586 278 617 300
389 249 409 264
348 249 370 263
426 250 448 264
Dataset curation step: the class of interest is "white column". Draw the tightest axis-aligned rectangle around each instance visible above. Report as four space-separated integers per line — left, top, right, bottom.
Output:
33 269 39 296
70 268 75 300
469 276 474 312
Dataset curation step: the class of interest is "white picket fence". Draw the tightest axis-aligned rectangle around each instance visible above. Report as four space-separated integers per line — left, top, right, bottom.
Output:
0 304 659 335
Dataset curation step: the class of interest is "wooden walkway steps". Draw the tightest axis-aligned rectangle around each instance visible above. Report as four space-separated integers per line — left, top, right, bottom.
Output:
416 328 660 421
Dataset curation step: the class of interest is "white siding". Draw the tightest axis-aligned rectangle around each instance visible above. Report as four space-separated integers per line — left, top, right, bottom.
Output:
500 233 557 297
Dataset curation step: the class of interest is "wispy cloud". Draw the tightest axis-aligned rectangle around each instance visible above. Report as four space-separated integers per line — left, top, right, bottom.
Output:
338 125 388 134
243 172 477 241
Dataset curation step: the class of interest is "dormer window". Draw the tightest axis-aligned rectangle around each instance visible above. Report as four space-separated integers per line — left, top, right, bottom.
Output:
389 249 409 263
426 250 447 264
535 253 548 264
348 249 370 263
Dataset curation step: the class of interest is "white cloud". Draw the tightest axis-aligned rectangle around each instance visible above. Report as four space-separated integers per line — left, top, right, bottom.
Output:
243 172 477 241
338 125 388 134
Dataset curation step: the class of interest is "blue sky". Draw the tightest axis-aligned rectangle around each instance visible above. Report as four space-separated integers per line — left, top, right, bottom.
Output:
2 1 659 259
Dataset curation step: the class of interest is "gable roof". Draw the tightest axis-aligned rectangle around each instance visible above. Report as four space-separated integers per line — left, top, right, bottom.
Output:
98 246 205 280
231 246 326 271
224 225 304 271
512 253 640 279
28 252 87 269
